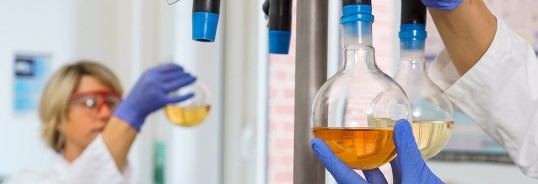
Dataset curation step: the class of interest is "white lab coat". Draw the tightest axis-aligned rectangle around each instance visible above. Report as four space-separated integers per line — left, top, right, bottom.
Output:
6 135 137 184
429 18 538 178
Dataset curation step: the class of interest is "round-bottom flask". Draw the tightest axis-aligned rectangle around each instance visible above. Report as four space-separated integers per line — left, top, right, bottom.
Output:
311 4 412 170
394 24 454 160
397 0 454 159
165 81 211 127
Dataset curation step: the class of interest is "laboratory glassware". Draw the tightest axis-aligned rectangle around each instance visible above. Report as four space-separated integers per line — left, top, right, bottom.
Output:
165 81 211 127
311 2 412 170
393 0 454 160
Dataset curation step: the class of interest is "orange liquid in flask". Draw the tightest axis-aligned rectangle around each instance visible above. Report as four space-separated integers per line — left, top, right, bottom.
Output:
313 127 396 170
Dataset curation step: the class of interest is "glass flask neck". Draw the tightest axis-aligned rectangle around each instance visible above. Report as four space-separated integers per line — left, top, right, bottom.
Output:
396 46 427 73
394 24 427 77
341 45 376 72
340 6 375 72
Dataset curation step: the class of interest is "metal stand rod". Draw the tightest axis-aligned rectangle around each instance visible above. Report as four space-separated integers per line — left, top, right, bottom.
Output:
293 0 328 183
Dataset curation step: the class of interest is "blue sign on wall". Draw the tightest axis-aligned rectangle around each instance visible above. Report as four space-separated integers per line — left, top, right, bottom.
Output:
13 53 50 112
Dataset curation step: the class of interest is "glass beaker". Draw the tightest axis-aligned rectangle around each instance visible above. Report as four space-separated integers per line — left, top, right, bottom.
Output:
165 81 211 127
311 3 412 170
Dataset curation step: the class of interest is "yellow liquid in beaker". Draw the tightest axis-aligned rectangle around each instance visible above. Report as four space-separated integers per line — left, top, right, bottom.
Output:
313 127 396 170
369 118 453 159
164 105 210 127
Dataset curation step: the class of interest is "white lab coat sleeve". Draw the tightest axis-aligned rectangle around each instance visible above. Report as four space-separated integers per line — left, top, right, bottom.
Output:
64 135 136 184
429 18 538 178
4 168 57 184
5 135 136 184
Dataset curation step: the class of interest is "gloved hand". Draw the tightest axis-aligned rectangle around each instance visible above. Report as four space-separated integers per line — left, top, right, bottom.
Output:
113 63 196 131
311 119 444 184
421 0 463 11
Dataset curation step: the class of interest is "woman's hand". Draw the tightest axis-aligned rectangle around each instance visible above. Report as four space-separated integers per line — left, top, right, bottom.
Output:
113 63 196 131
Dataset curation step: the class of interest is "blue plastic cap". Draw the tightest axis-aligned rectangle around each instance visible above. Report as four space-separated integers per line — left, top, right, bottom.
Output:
342 5 372 17
269 30 291 54
340 5 374 24
341 13 374 24
399 24 427 49
399 24 427 39
192 12 219 42
340 5 374 36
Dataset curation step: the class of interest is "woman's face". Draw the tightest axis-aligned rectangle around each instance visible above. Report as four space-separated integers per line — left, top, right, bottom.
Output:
63 75 121 152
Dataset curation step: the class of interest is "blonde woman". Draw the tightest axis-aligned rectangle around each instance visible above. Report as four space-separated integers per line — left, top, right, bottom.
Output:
7 61 195 183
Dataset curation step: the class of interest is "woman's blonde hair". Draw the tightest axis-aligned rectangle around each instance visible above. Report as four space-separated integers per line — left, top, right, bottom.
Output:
39 61 123 152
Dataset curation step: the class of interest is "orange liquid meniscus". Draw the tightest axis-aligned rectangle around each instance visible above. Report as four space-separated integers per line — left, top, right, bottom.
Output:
313 127 396 170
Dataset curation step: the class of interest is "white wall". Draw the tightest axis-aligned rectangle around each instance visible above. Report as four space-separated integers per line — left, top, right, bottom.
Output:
222 0 269 183
0 0 78 178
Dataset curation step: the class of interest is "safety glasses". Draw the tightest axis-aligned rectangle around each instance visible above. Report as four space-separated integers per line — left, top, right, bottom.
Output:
69 90 122 113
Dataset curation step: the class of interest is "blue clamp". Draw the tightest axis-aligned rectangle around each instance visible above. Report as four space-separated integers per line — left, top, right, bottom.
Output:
192 12 219 42
269 30 291 54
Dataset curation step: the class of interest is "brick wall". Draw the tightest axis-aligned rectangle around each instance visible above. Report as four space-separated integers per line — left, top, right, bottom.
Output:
267 0 297 181
267 1 396 183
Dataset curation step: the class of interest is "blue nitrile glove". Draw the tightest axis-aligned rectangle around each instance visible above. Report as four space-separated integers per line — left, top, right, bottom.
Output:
311 138 389 184
392 120 444 183
390 157 402 184
113 63 196 131
311 119 444 184
421 0 463 11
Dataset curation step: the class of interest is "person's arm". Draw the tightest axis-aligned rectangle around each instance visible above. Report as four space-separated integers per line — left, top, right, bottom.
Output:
425 0 538 178
428 0 497 75
104 63 196 170
102 117 137 170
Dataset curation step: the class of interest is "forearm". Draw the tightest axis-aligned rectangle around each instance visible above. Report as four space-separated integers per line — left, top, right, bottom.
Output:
102 117 137 170
428 16 538 176
429 0 496 75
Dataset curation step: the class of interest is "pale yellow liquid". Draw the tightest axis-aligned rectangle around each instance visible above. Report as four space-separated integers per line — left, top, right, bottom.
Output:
369 118 453 159
164 105 210 127
313 127 396 170
412 120 453 159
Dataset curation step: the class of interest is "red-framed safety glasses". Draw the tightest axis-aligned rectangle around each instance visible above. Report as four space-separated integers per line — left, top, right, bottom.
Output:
69 90 122 113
